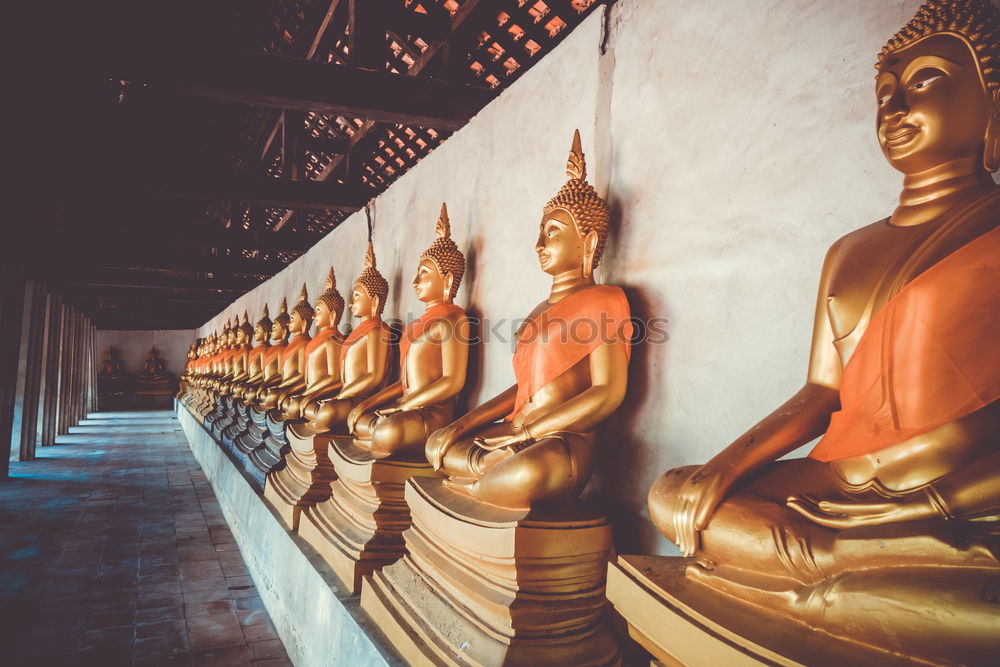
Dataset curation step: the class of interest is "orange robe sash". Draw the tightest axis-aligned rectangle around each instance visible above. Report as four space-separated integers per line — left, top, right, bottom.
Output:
263 343 285 367
508 284 633 420
306 327 341 356
247 345 266 366
399 304 465 369
809 224 1000 462
282 334 309 365
340 318 387 364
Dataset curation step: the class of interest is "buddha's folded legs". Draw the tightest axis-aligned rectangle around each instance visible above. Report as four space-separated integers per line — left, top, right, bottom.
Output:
441 430 596 508
352 404 452 459
305 397 355 433
649 459 1000 589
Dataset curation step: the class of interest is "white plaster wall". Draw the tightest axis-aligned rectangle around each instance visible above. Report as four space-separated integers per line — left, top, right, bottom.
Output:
96 329 195 377
196 0 934 554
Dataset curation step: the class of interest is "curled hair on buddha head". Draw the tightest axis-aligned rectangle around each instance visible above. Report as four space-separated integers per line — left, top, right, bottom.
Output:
317 267 345 325
256 303 272 332
879 0 1000 94
419 203 466 299
543 129 612 270
354 241 389 317
239 311 254 339
273 297 291 330
292 283 315 322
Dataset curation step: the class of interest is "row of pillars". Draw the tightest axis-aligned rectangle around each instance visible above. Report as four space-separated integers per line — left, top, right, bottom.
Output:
1 269 98 480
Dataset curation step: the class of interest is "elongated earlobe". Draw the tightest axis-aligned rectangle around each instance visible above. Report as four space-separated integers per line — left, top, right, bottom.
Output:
985 91 1000 172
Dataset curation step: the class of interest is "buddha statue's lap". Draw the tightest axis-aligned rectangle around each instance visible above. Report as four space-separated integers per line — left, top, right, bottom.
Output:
643 2 1000 654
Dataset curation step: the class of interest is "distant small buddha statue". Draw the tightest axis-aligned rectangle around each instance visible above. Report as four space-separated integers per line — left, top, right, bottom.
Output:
254 298 291 411
278 268 346 422
348 204 469 458
139 347 168 381
644 1 1000 660
303 243 392 433
426 131 632 509
99 347 123 380
264 285 314 418
236 306 272 404
219 313 253 396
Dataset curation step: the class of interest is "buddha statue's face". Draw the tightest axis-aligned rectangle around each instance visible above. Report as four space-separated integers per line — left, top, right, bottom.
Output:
253 324 268 343
535 208 586 276
412 259 447 304
350 287 375 319
314 301 331 329
235 328 246 346
290 310 306 335
876 34 993 175
271 322 287 343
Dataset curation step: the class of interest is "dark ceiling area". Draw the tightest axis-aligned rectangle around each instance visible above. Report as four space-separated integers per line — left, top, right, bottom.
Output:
17 0 604 330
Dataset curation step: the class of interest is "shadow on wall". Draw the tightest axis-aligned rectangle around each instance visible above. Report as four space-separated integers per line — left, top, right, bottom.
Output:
585 281 675 556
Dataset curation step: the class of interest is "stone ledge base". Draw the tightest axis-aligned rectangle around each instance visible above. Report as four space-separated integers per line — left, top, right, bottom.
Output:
178 406 401 667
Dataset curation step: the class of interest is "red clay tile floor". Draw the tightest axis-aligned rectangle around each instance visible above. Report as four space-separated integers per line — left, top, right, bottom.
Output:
0 411 291 666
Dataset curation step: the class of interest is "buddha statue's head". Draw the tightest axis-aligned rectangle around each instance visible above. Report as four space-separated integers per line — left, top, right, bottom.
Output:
187 342 196 360
352 242 388 320
315 267 345 329
537 130 611 279
238 311 254 346
254 305 272 344
272 298 291 343
414 203 465 304
876 0 1000 175
290 283 315 335
227 319 238 348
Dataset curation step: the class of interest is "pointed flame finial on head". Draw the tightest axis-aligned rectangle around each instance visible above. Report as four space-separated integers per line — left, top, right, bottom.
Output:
436 202 451 240
566 129 587 182
256 303 272 331
274 297 290 328
326 266 337 290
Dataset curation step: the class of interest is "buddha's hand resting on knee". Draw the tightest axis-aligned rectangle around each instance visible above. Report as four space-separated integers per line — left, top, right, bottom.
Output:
427 425 463 471
673 460 738 557
787 493 936 529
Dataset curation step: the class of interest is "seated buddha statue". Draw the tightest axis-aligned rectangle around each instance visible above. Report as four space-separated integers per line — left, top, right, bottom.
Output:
348 204 469 459
219 313 253 396
646 0 1000 658
254 298 291 411
139 346 168 381
426 131 633 509
263 285 314 416
99 347 123 380
233 306 272 403
303 242 392 434
278 268 346 422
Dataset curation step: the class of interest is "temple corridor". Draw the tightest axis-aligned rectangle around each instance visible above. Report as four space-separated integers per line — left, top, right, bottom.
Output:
0 411 290 666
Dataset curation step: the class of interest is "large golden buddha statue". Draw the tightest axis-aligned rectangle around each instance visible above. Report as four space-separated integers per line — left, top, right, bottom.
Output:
263 285 314 416
277 269 345 422
632 1 1000 662
303 243 391 433
425 131 632 509
362 132 630 666
348 204 469 458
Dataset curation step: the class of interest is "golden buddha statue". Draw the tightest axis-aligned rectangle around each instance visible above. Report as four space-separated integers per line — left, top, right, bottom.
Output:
361 132 629 666
99 347 123 380
348 204 469 458
303 243 392 433
234 306 272 403
254 298 291 411
632 2 1000 662
139 346 168 380
294 208 470 589
278 268 346 422
425 131 632 509
221 312 253 395
263 285 314 416
136 346 172 405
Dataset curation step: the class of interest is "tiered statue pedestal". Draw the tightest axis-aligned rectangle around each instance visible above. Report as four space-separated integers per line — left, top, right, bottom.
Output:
228 406 288 492
297 438 440 594
134 378 175 408
361 478 620 666
606 555 917 667
262 422 337 531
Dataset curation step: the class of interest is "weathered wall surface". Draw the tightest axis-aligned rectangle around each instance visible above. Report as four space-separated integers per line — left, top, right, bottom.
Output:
96 329 195 378
195 0 931 554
